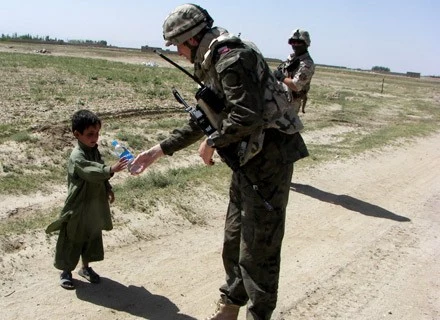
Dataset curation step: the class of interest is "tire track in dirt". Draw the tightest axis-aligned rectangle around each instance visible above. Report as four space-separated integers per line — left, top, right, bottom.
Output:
0 106 186 220
278 223 433 319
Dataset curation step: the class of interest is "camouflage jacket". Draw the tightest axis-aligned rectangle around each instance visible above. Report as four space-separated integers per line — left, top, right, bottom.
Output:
161 28 305 165
280 51 315 113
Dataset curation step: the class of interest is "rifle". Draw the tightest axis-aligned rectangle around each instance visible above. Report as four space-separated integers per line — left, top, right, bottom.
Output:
301 95 307 114
277 56 300 73
154 50 273 211
154 50 224 114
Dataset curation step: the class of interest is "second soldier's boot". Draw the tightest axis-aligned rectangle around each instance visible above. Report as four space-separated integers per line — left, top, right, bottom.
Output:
205 297 240 320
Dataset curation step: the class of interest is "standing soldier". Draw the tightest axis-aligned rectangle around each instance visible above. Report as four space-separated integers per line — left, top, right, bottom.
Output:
274 29 315 114
131 4 308 320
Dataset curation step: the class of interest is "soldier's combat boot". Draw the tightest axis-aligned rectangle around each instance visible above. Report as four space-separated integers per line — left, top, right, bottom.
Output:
205 297 240 320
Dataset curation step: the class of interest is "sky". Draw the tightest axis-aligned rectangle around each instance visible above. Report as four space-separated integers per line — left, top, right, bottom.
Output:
1 0 439 76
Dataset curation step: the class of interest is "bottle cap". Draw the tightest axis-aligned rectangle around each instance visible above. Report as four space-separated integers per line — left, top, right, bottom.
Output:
111 140 118 146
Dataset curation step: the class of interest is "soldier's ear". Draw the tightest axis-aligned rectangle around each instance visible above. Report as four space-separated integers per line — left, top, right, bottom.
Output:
187 37 199 46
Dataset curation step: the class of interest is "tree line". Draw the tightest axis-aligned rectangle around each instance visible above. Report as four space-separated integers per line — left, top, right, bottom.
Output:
1 33 107 47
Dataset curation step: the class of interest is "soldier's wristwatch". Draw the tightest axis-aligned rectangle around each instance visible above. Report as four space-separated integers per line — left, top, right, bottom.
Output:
206 136 215 147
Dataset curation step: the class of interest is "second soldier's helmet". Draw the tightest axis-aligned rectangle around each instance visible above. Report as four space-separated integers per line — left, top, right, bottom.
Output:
288 29 311 46
162 3 214 46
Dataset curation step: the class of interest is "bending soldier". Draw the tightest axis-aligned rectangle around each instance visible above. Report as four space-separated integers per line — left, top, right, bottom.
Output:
131 4 309 320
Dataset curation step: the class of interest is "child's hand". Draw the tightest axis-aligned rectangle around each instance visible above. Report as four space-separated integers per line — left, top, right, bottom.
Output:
111 157 129 173
108 190 115 204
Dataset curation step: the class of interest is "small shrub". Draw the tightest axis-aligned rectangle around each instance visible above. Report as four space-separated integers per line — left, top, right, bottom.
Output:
11 131 38 143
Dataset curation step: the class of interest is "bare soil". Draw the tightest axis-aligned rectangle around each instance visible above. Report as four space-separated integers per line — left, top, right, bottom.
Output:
0 132 438 320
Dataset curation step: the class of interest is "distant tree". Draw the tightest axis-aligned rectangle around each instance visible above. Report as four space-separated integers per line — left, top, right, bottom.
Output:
372 66 390 72
67 39 107 47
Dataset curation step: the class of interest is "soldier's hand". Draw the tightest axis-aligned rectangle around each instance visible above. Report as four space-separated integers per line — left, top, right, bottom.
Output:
198 139 215 166
273 69 286 82
130 144 164 175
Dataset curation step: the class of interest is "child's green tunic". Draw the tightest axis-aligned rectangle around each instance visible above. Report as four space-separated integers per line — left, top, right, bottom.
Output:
46 141 113 243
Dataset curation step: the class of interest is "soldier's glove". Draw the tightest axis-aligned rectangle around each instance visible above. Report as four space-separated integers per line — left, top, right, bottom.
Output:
273 69 286 82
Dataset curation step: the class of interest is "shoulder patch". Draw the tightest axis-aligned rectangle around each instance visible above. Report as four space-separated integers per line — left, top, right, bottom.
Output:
217 46 231 55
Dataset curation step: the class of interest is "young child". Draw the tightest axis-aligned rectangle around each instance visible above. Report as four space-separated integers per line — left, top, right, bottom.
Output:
46 109 129 290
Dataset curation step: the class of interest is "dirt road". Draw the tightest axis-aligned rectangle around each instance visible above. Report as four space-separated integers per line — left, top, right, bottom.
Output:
1 133 439 320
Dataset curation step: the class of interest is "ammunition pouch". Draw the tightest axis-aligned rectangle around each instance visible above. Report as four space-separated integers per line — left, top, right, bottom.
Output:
195 87 224 113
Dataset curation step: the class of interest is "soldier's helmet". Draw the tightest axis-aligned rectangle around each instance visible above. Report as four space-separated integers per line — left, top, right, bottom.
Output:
163 4 214 46
288 29 311 46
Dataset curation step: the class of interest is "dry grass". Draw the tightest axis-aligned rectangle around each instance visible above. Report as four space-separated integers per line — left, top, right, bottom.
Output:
1 40 439 237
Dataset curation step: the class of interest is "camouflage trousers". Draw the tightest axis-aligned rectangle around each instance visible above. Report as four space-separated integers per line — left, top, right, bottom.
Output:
219 132 295 320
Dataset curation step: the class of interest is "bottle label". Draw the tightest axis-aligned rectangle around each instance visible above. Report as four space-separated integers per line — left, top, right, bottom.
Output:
119 149 134 161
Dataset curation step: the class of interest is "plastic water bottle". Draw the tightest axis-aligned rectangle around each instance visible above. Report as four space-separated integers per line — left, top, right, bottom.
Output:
111 140 139 173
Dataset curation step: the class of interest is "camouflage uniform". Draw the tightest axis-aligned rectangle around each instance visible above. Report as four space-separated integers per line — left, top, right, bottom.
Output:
161 4 308 319
160 25 308 319
280 51 315 114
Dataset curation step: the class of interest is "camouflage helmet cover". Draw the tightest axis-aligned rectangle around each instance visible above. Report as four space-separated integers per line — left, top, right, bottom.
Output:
288 29 311 46
162 3 214 46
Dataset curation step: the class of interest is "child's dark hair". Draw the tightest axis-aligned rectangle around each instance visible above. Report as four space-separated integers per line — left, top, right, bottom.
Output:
72 109 101 134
